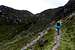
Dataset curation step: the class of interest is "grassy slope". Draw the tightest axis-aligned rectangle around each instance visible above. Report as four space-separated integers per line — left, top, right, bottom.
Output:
59 15 75 50
0 25 39 50
31 27 55 50
0 26 55 50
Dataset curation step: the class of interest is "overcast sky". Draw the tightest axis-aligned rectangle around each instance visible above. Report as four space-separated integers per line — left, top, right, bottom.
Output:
0 0 69 14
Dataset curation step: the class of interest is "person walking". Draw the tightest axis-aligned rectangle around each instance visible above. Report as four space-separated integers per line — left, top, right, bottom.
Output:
55 21 62 35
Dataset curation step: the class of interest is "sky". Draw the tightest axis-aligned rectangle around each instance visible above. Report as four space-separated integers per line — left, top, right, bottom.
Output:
0 0 69 14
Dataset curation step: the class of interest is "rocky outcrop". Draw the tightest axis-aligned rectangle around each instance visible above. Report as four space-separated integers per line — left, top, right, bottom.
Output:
0 5 34 24
39 0 75 21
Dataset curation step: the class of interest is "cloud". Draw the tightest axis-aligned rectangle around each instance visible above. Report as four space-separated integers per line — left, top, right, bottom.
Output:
0 0 69 14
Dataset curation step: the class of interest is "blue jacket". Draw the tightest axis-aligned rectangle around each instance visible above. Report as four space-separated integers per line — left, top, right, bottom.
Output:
55 22 62 29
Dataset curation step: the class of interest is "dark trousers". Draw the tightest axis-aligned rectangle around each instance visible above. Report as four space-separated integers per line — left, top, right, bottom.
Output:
57 28 60 35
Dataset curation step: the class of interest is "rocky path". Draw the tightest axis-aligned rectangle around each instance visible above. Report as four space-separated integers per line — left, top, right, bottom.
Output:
21 27 50 50
52 13 74 50
52 29 62 50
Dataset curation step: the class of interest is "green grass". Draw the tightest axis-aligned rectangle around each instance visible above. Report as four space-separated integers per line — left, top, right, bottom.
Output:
59 16 75 50
0 25 39 50
32 28 55 50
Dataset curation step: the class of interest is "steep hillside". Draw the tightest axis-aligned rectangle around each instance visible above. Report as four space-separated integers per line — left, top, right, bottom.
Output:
59 13 75 50
0 5 54 50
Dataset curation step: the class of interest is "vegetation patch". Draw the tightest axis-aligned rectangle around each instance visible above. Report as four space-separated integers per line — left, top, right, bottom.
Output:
59 16 75 50
32 28 55 50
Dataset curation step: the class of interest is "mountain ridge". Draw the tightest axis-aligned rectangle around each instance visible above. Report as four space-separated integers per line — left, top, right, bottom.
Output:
0 0 74 24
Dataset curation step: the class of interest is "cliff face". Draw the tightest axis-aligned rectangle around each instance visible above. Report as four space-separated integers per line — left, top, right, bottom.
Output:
64 0 75 16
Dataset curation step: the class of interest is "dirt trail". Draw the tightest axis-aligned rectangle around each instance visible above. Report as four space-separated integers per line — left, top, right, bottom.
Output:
21 27 50 50
52 13 75 50
52 29 62 50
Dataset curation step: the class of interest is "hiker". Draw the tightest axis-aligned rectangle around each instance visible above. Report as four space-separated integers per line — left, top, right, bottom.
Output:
55 21 62 35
